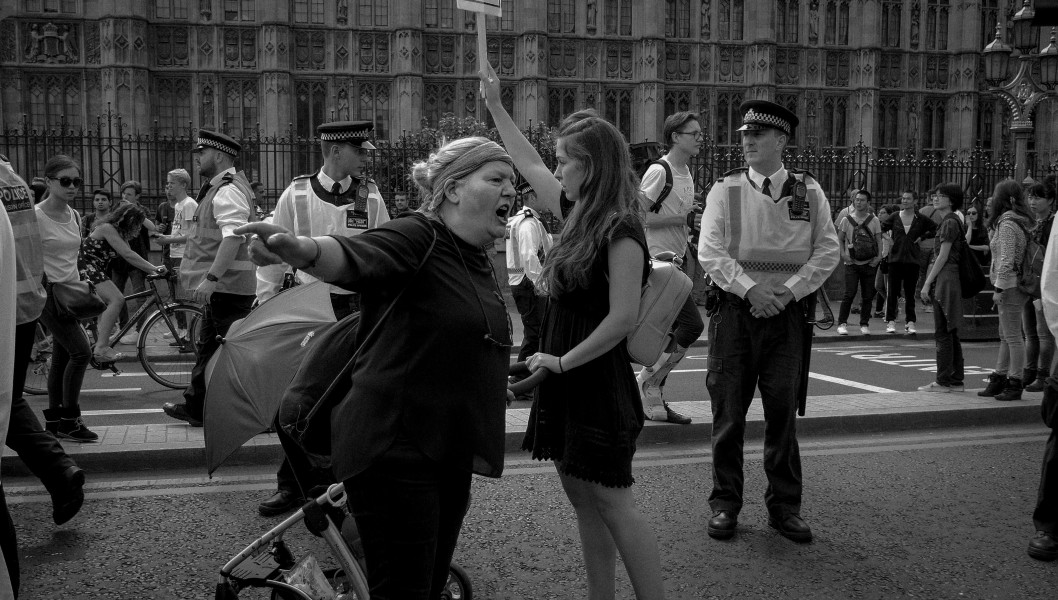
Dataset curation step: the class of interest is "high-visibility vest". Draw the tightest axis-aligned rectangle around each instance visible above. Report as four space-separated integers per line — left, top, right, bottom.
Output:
0 160 46 324
181 170 257 295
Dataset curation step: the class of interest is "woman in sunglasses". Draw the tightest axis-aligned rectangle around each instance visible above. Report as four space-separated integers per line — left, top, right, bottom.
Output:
33 155 96 441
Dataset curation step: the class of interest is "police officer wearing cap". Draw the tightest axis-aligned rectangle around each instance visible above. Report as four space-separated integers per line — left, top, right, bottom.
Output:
698 100 839 543
163 130 258 427
506 182 552 364
253 120 389 516
255 120 389 310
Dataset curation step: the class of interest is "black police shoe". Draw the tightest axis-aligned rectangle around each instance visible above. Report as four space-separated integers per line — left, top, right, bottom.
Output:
707 510 738 540
769 513 813 543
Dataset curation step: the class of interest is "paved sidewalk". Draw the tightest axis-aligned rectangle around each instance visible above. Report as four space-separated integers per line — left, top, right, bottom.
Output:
2 388 1044 476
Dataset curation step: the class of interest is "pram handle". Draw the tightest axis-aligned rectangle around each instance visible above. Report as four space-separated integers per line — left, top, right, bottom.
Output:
508 361 549 396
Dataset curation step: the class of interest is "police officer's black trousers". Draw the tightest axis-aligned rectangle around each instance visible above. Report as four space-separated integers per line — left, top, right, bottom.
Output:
706 297 804 518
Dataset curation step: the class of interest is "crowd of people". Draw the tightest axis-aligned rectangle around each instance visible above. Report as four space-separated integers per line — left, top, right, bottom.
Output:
1 78 1056 598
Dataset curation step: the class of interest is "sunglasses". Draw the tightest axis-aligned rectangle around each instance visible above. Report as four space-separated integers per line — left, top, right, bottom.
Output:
51 176 83 188
967 211 978 215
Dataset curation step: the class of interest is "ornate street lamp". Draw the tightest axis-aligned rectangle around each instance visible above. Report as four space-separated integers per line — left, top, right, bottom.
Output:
982 1 1058 181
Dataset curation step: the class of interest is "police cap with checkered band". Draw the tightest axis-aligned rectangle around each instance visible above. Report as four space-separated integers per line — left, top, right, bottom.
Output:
192 130 242 156
737 100 798 137
316 120 377 150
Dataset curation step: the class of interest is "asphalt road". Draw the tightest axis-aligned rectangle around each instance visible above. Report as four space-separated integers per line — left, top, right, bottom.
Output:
22 339 1005 428
5 425 1055 599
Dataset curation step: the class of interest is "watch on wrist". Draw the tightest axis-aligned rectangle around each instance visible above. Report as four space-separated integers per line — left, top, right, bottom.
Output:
205 273 219 283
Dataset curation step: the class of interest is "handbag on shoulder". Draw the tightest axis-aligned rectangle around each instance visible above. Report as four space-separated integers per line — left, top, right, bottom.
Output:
49 279 107 320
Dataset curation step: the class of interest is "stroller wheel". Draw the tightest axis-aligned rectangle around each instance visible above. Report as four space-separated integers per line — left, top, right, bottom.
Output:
441 563 473 600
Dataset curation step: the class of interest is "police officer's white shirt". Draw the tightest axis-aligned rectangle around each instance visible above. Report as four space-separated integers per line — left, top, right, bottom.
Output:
698 164 840 300
640 157 695 256
506 207 552 287
256 170 390 302
747 165 786 200
317 168 352 195
209 167 252 238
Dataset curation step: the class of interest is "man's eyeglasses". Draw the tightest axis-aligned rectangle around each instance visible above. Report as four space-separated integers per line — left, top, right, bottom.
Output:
51 176 83 188
678 131 704 141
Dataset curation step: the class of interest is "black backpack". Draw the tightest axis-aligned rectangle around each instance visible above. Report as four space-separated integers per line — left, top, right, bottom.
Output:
643 160 673 213
845 214 878 261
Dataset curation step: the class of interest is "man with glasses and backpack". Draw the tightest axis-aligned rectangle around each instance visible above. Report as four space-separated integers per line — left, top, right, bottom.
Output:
633 112 705 424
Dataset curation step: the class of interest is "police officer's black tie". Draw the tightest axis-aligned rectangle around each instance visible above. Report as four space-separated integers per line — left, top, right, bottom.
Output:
331 182 341 198
761 176 772 199
196 183 212 202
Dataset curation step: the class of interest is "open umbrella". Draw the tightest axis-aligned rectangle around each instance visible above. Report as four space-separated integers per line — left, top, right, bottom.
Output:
204 281 336 474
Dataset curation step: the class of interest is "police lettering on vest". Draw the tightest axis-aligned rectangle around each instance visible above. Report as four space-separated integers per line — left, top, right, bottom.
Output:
0 157 46 325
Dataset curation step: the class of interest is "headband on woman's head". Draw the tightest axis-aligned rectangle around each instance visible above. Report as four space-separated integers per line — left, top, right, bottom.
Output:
422 140 512 213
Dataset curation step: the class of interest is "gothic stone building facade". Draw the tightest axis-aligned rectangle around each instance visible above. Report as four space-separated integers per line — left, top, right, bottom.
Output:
1 0 1056 170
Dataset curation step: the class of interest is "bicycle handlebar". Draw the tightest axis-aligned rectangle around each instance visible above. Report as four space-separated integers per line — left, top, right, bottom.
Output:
145 272 168 281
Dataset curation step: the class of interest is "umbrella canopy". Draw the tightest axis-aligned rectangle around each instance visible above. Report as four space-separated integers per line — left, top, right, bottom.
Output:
204 282 337 474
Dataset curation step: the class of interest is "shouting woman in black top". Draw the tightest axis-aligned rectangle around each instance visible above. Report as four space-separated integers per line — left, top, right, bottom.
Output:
238 137 515 600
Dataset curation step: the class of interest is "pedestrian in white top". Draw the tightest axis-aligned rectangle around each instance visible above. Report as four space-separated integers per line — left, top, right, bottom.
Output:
155 168 197 305
634 112 704 424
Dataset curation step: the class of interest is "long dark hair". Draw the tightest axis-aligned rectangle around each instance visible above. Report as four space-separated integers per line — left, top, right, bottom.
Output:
541 115 644 295
986 179 1033 230
98 202 146 240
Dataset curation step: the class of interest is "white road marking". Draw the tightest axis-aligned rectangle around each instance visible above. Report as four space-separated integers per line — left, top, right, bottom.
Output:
80 388 143 393
102 372 191 378
669 369 897 393
804 373 897 393
82 408 164 416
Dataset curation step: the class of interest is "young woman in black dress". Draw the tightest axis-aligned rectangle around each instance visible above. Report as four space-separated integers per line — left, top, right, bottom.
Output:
479 63 665 598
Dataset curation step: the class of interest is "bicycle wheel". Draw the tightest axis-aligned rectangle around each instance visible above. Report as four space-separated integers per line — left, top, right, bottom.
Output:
138 303 203 389
24 324 51 395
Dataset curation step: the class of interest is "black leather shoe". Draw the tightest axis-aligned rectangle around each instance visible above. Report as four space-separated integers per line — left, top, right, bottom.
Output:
707 510 738 540
1028 531 1058 561
769 513 813 543
51 465 85 526
162 402 202 427
258 490 303 517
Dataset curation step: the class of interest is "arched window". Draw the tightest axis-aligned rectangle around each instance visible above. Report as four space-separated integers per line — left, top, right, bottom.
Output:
358 81 389 140
717 0 744 41
425 0 455 29
550 0 576 33
926 0 948 51
666 0 691 38
881 0 901 48
824 0 848 46
776 0 799 44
